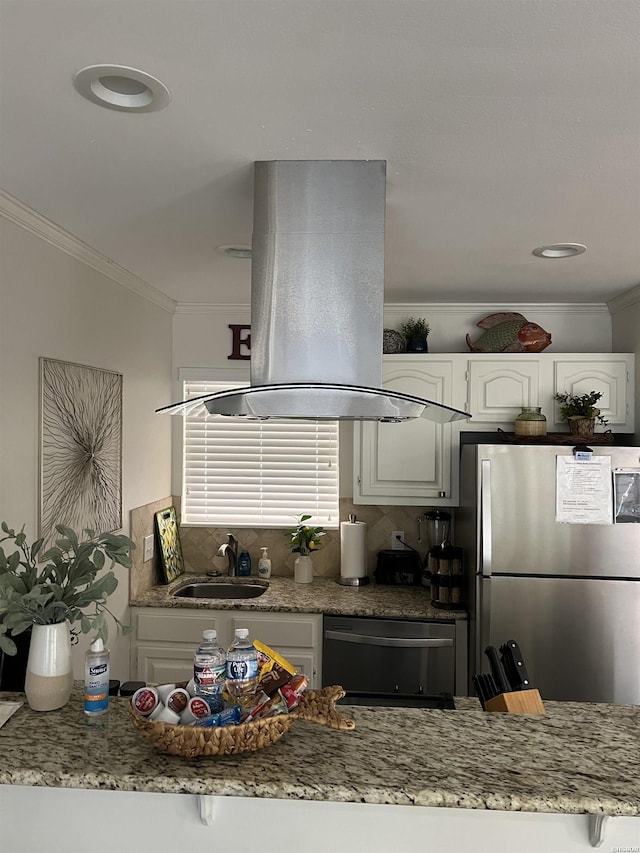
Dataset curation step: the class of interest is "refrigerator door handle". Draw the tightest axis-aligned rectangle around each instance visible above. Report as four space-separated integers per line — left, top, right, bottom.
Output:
481 459 492 577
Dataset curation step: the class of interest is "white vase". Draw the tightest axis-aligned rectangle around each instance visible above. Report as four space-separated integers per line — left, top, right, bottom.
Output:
24 620 73 712
294 554 313 584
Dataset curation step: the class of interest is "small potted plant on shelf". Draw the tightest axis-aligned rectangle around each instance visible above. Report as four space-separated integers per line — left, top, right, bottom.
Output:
554 390 609 438
400 317 431 353
0 522 134 708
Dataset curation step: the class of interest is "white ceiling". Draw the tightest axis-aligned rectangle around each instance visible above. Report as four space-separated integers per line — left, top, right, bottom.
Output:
1 0 639 307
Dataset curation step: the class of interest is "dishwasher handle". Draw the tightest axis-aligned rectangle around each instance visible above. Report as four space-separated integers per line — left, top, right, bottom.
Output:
324 630 454 649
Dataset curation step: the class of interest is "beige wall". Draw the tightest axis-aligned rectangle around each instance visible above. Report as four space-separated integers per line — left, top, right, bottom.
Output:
0 216 173 680
610 286 640 444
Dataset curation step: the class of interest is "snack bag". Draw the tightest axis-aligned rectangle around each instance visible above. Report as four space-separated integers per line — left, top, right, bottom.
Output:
254 640 297 695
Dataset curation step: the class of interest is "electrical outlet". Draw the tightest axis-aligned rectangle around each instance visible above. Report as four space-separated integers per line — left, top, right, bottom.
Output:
143 534 155 563
391 530 405 550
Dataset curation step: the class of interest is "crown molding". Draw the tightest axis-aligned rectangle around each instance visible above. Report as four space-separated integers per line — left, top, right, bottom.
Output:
608 284 640 314
174 303 250 315
0 188 176 313
174 301 611 317
383 302 610 318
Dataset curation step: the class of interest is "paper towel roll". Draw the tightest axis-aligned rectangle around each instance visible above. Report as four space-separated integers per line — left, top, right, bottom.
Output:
340 520 368 579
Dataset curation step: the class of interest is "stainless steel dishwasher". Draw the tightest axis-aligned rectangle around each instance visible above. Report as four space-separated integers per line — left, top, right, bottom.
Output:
322 615 466 707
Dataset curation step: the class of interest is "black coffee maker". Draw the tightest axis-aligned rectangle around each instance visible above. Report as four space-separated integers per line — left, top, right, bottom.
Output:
420 511 464 610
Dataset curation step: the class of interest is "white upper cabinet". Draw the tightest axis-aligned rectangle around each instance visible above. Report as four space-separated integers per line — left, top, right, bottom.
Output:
466 358 541 424
552 356 634 429
353 353 635 508
353 357 463 506
462 353 634 432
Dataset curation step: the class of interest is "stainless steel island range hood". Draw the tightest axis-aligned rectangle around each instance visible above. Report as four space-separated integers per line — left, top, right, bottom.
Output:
158 160 468 423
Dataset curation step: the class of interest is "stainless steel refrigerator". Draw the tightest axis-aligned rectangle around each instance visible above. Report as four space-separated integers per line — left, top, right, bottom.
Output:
458 443 640 704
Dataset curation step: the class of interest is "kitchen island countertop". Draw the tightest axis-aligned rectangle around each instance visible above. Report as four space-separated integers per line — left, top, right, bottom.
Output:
130 575 467 621
1 685 638 818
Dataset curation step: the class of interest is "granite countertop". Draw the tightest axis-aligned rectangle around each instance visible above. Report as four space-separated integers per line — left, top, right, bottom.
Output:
1 685 638 817
131 575 467 621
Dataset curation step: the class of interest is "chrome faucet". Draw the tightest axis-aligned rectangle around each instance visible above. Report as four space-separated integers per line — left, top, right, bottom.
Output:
215 533 238 577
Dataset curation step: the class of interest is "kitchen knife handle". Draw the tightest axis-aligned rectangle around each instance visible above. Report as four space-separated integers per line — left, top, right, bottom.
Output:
500 640 532 690
484 645 510 694
472 675 487 709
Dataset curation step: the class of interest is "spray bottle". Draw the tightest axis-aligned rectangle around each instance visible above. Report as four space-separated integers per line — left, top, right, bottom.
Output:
84 638 110 716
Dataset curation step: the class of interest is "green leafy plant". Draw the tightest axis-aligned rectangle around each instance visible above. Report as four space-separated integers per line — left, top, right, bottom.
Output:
285 515 325 556
554 391 608 426
0 522 135 656
400 317 431 340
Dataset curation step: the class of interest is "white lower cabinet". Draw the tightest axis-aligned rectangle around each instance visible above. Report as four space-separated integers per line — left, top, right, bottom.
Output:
131 608 322 688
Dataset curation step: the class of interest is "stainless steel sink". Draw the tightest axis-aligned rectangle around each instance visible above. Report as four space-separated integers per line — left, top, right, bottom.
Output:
172 582 267 600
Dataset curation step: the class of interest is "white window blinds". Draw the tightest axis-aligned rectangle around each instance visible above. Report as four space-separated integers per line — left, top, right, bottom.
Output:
182 381 339 528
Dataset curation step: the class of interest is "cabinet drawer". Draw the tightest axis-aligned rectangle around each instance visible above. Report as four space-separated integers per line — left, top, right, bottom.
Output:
228 613 319 649
136 610 220 644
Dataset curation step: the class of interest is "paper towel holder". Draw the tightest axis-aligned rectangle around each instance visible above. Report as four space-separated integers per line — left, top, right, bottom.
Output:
337 514 371 587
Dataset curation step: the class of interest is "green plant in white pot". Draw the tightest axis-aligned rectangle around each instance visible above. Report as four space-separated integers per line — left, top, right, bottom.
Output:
0 522 134 710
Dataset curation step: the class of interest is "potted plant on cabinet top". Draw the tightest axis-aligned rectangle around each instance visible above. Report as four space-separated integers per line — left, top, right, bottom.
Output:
0 522 134 709
400 317 431 353
554 390 609 438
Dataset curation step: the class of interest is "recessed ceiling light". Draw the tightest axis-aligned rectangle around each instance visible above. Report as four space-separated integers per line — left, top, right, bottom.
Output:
532 243 587 259
217 245 252 259
73 64 170 113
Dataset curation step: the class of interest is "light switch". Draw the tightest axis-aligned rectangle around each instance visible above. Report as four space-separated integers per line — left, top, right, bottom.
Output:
143 534 154 563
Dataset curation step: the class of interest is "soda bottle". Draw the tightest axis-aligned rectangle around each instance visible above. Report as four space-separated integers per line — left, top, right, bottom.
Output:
193 629 226 713
225 628 259 709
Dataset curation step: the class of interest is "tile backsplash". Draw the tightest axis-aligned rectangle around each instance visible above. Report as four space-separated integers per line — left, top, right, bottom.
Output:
180 500 432 580
129 495 174 598
130 497 435 592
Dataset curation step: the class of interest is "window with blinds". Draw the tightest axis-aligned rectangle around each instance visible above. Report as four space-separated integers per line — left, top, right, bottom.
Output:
182 380 339 528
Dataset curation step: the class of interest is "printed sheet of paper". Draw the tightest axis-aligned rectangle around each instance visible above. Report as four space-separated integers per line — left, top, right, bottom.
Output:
556 455 612 524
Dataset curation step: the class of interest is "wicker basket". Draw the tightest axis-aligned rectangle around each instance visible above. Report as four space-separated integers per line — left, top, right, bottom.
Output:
128 685 354 757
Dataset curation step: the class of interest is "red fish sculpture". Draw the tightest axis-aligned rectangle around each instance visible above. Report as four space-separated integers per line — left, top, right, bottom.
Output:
466 312 552 353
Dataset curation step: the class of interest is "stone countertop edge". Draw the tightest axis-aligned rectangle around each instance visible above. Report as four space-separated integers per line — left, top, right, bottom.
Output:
130 575 468 621
0 689 638 818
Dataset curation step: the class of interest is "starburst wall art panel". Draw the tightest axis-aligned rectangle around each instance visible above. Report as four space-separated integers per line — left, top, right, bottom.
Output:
39 358 123 550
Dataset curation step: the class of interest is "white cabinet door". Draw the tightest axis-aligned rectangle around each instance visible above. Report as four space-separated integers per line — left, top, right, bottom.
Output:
354 357 460 505
552 355 634 430
134 645 196 685
466 357 540 424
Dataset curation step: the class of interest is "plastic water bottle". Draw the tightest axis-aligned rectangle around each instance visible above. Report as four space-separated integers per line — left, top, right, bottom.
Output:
84 638 110 716
226 628 259 709
193 629 226 713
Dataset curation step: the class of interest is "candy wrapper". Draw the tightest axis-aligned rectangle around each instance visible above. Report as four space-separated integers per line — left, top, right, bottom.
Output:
245 690 289 721
254 640 297 695
281 673 308 710
193 704 242 728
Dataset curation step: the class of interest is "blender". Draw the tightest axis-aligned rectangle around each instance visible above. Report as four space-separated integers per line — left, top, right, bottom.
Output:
419 511 465 609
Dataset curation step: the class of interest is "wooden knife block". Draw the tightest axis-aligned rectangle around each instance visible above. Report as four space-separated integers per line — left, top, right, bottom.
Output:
484 689 545 715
